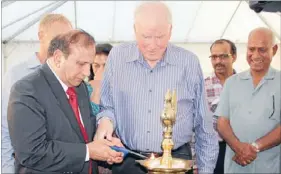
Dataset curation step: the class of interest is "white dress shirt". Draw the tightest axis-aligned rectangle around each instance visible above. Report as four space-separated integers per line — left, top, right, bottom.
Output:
47 60 90 161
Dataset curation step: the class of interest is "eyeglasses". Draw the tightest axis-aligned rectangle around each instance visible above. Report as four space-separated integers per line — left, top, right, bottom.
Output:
209 54 232 60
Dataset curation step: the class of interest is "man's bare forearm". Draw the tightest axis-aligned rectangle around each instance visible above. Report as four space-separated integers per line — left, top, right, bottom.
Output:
255 125 281 152
217 117 240 152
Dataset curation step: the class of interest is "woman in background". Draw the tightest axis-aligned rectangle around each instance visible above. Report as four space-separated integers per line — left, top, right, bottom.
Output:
87 43 113 116
87 43 113 174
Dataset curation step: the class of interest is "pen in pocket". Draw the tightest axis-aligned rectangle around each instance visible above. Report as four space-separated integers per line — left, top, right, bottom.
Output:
269 95 275 118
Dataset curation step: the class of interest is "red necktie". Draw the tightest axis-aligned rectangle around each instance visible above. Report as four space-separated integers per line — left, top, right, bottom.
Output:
66 87 92 174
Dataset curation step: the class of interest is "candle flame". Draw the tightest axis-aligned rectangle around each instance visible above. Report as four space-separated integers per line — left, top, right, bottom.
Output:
150 153 155 159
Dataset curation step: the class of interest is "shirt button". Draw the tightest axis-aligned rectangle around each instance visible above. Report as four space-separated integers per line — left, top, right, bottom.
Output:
148 109 151 113
150 70 153 73
147 131 150 133
146 149 150 151
249 110 252 114
149 89 152 92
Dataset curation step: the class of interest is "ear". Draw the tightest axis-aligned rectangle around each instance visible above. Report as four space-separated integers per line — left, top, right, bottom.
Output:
169 24 172 33
272 44 278 56
53 49 64 68
168 24 173 39
134 24 137 34
38 31 44 42
232 54 237 63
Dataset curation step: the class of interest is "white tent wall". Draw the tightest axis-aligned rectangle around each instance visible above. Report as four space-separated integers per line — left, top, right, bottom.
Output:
3 42 280 77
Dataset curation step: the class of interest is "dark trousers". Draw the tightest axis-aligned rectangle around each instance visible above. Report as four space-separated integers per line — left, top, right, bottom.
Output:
112 143 193 174
214 141 226 174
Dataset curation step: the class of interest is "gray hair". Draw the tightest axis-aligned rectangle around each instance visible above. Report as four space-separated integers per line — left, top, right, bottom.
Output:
134 1 172 24
248 27 277 46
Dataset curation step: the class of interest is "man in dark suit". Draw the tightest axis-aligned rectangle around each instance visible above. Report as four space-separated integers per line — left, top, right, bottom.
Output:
7 30 123 174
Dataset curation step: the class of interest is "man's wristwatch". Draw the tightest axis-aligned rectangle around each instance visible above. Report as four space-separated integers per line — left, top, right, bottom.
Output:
251 142 260 152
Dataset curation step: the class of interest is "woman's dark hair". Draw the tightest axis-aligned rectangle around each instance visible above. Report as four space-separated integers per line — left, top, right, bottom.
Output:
88 43 113 81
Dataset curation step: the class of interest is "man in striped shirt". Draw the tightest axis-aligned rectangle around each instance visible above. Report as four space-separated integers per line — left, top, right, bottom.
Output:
95 2 219 174
205 39 237 174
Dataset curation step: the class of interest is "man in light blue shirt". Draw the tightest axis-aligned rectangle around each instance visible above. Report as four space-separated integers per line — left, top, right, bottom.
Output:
95 2 219 174
216 27 280 173
1 14 72 173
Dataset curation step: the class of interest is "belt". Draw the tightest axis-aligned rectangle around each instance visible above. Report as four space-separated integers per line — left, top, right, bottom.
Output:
130 143 190 158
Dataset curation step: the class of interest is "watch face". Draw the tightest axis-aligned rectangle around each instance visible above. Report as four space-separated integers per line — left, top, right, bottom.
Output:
210 98 220 113
251 143 260 152
210 98 220 131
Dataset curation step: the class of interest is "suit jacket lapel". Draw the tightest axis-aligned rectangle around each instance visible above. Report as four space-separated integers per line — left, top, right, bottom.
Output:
40 63 84 142
76 83 93 142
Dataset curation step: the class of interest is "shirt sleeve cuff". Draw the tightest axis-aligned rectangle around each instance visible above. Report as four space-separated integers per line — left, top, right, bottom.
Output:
96 110 116 129
85 144 89 161
198 168 214 174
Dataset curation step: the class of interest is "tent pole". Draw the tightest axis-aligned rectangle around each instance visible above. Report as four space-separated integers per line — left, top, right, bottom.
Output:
74 0 77 28
2 43 8 73
110 1 117 42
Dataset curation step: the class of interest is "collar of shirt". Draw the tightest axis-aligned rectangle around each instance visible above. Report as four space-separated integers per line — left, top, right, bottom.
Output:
125 42 179 66
27 52 42 69
239 66 276 80
208 69 237 85
209 72 221 85
46 59 68 93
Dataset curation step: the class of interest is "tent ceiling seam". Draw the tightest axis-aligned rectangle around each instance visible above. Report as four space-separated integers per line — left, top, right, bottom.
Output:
1 1 16 8
2 1 58 29
220 1 242 39
185 1 203 42
2 1 67 44
110 1 117 42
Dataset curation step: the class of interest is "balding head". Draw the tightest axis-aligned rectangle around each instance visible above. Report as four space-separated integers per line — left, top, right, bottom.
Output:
247 27 278 74
134 2 172 63
134 1 172 25
39 14 72 32
38 14 73 61
248 27 276 46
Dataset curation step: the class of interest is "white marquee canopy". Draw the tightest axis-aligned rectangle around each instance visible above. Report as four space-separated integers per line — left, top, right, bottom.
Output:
2 1 280 44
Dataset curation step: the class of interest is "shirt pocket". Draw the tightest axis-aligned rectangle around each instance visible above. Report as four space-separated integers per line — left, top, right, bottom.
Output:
257 93 280 135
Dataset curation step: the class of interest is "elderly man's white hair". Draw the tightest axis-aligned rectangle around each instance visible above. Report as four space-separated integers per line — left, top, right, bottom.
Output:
134 1 172 24
249 27 277 45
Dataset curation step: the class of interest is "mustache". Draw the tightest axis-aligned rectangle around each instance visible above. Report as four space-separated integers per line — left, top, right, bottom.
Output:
214 63 225 68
